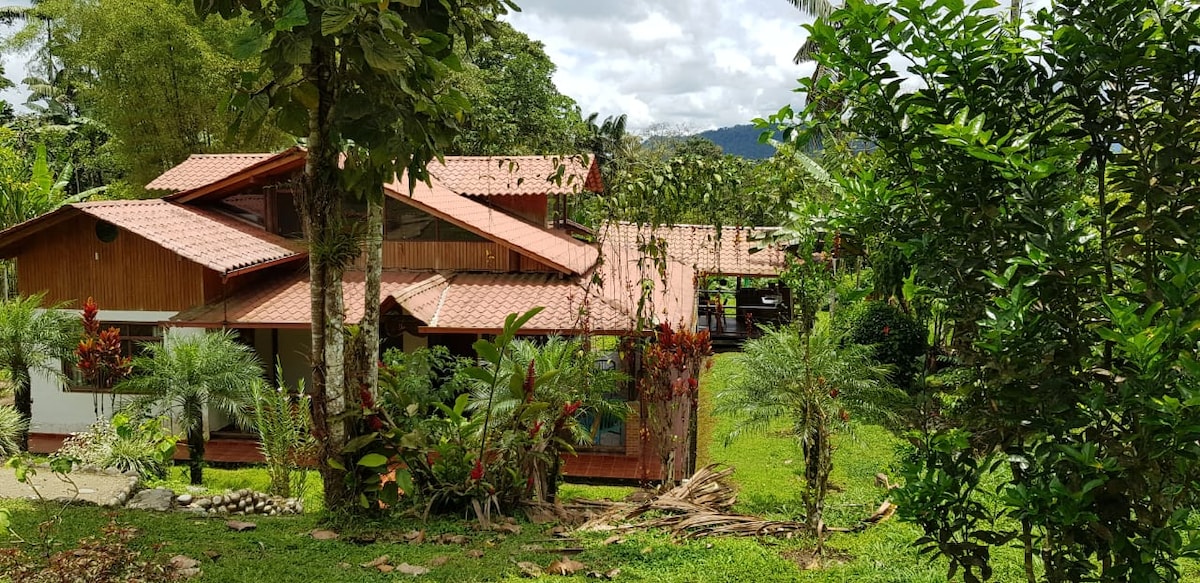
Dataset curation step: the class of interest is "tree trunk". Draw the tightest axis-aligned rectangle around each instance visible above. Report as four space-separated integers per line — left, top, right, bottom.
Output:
360 198 383 398
300 43 351 512
14 372 30 451
803 413 832 546
187 425 205 486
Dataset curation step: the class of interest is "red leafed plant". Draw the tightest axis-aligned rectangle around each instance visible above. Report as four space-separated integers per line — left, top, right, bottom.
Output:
75 297 131 392
637 322 711 485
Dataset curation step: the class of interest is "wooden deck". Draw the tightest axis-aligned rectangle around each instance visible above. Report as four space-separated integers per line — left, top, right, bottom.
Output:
30 433 650 482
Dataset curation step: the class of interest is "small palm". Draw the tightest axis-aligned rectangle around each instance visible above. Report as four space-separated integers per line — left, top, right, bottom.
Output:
120 330 262 484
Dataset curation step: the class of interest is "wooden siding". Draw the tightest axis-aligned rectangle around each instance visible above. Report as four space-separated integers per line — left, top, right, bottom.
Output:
384 241 512 271
519 254 559 273
16 214 207 311
476 194 547 226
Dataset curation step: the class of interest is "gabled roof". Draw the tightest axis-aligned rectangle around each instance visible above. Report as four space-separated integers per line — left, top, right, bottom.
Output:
431 155 603 196
385 176 599 276
605 223 786 277
0 200 305 275
160 147 307 203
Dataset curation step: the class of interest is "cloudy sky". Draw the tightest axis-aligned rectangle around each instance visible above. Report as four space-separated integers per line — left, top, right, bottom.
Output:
505 0 817 133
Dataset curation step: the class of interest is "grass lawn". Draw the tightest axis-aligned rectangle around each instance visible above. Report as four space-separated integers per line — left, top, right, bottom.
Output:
3 353 1151 582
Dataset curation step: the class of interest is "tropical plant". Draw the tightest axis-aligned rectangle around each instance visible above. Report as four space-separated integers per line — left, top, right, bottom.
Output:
0 294 81 451
54 413 177 479
118 330 262 485
0 404 26 457
377 345 472 430
251 367 316 499
715 322 895 539
468 335 626 501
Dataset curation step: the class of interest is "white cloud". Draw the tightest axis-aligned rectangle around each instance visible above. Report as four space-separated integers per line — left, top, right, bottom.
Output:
505 0 813 133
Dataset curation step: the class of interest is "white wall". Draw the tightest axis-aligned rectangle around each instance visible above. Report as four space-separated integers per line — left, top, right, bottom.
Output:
29 309 180 435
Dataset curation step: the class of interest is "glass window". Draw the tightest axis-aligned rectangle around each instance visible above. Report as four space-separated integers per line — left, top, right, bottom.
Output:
384 198 484 242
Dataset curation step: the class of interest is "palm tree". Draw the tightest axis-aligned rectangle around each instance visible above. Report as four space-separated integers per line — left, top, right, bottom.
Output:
715 322 897 540
120 330 263 485
0 294 81 451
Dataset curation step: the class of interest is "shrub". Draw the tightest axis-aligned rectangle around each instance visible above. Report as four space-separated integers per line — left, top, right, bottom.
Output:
0 404 27 457
55 414 177 479
846 301 928 392
378 345 472 429
251 371 316 499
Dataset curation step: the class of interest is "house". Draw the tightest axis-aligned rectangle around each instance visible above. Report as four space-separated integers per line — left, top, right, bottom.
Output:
0 147 787 481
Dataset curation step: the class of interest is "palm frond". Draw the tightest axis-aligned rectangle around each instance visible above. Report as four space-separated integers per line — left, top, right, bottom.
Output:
0 404 26 456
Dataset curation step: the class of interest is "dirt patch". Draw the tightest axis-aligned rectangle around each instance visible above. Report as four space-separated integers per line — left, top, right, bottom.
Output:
0 464 136 506
782 548 854 571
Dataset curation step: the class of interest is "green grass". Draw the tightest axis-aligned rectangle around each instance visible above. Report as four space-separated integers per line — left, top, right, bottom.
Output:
0 353 1059 582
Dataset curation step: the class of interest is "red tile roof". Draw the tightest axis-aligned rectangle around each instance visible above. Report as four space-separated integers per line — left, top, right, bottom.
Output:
76 200 303 274
430 156 602 196
423 273 634 333
172 270 639 334
171 270 437 327
386 176 599 276
605 223 786 277
146 153 280 192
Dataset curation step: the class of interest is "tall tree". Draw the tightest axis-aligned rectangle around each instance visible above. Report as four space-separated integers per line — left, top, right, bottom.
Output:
195 0 516 512
0 294 80 451
4 0 292 186
449 21 584 155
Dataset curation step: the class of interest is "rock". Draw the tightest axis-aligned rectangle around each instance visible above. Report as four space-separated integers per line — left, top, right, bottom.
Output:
212 495 224 506
228 493 240 504
170 556 200 570
127 488 175 511
395 564 429 576
177 494 194 505
115 491 127 504
103 467 122 476
195 498 212 509
254 502 265 511
225 520 257 532
123 470 139 478
182 506 207 515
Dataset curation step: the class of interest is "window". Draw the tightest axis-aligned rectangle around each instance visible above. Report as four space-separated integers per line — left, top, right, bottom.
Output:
64 323 163 392
272 192 304 239
384 198 485 242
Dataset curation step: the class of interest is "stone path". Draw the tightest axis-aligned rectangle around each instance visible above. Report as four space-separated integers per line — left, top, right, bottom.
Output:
0 464 136 506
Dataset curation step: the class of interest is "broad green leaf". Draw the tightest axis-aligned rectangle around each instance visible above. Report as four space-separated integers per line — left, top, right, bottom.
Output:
357 453 389 468
275 0 309 30
321 5 356 36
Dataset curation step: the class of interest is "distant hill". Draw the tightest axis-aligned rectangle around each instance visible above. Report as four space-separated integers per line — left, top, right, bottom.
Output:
698 124 778 159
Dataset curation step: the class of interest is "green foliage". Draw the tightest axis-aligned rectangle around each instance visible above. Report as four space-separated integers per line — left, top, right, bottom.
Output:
119 330 263 485
448 21 586 156
250 369 316 499
378 345 472 429
5 0 291 187
0 294 82 451
0 404 27 457
55 413 178 479
779 0 1200 579
715 323 897 532
845 302 928 393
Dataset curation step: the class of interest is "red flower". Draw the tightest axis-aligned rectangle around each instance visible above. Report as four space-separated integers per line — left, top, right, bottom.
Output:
528 420 544 439
359 388 375 409
882 326 890 336
366 415 383 431
470 459 484 481
839 409 850 422
524 359 537 403
829 388 839 399
562 400 582 416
